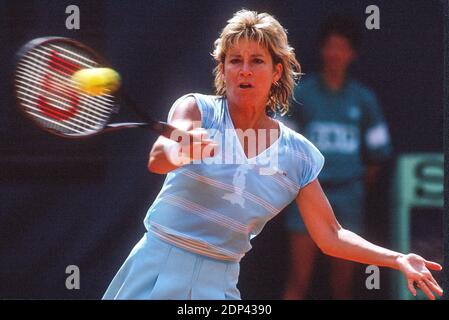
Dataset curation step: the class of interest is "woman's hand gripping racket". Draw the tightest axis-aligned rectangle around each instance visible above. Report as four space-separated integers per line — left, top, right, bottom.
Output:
13 37 187 141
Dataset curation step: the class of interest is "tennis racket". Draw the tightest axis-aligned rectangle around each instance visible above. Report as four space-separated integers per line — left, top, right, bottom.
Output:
14 36 185 140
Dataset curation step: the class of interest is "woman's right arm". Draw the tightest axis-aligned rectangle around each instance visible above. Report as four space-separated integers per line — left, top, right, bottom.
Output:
147 96 216 174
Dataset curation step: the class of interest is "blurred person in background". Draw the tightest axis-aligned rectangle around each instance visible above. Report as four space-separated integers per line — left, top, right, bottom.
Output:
283 14 392 300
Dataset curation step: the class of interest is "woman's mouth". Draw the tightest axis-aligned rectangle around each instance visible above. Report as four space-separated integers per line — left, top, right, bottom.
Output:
239 84 253 89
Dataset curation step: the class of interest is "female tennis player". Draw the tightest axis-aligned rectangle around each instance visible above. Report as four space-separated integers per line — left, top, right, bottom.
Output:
103 9 443 300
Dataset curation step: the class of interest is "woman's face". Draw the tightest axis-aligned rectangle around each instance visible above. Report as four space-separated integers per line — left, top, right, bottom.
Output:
222 39 282 109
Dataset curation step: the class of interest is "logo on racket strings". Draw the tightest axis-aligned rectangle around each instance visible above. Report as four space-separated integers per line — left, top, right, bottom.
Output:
37 50 81 121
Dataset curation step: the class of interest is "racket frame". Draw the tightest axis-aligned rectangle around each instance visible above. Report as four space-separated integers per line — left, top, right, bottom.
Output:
14 36 183 141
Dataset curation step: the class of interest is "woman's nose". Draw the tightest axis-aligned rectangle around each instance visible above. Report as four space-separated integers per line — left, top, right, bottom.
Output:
239 62 252 77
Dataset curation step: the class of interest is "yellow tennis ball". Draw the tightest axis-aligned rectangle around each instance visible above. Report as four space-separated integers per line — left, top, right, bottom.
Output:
72 67 121 96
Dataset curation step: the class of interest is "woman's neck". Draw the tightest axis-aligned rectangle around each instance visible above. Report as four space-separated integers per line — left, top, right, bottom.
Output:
228 101 273 131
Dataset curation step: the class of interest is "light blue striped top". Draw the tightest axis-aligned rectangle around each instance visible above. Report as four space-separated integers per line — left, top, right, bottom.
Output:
144 93 324 262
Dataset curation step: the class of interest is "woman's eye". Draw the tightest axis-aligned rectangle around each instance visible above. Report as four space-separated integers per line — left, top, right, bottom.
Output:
254 58 264 64
230 59 241 64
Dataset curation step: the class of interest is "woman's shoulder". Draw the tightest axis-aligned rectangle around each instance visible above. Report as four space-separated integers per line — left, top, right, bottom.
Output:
183 93 224 104
281 124 307 143
173 93 225 128
279 120 307 143
278 121 325 184
180 93 225 113
280 122 323 160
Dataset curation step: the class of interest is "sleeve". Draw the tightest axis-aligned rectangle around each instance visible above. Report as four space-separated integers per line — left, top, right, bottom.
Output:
296 137 325 188
166 93 215 129
361 88 392 163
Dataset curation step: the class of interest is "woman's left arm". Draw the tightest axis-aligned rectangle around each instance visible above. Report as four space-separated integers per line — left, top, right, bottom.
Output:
296 179 443 299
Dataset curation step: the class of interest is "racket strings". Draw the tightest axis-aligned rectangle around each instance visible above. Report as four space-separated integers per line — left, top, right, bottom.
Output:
16 57 102 133
15 41 115 136
15 68 112 131
16 57 113 106
17 50 110 123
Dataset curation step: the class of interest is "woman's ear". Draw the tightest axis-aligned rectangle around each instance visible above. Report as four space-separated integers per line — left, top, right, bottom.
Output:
273 63 283 83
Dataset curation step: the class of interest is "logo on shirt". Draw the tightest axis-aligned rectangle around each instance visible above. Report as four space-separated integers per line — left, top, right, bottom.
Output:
222 165 249 208
307 122 360 154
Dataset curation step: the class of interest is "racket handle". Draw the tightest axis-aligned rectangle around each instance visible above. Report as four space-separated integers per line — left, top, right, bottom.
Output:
150 121 190 143
103 122 189 142
118 92 191 142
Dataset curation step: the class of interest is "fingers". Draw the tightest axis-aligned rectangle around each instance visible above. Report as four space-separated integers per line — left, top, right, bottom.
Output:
189 128 218 159
428 273 443 294
179 138 219 161
407 279 417 297
416 280 435 300
202 141 219 157
172 127 208 144
411 278 443 300
196 139 219 158
425 260 443 271
402 255 443 300
424 278 443 297
187 127 211 143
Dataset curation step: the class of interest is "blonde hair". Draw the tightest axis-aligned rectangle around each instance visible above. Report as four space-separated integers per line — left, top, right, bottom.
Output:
212 9 301 116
